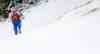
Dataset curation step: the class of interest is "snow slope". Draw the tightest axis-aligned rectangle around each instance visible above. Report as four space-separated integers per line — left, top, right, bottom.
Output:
22 0 88 32
0 0 100 54
0 0 87 39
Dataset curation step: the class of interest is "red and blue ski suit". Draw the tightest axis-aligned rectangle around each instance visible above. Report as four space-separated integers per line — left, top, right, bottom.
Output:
8 10 23 35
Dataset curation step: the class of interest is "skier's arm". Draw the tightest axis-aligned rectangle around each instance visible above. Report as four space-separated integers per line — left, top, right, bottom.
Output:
20 14 25 19
16 11 25 19
8 13 13 22
16 11 22 15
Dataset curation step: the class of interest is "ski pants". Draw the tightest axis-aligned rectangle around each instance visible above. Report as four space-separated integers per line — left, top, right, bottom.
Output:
12 19 22 35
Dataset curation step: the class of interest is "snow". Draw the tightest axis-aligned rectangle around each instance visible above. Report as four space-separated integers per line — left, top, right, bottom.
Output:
0 0 100 54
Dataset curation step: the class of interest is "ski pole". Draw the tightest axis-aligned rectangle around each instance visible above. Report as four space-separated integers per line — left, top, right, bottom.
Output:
21 5 31 13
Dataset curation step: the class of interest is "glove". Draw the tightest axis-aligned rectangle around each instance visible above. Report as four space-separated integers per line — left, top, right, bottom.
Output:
17 17 20 19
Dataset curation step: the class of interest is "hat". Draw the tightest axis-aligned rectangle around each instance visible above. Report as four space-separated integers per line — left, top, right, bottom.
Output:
11 7 16 12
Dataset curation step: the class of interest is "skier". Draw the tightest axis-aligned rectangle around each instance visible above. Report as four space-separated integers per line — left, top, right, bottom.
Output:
8 7 25 35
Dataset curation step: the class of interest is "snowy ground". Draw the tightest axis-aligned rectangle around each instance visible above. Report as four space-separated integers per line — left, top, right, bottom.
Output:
0 0 100 54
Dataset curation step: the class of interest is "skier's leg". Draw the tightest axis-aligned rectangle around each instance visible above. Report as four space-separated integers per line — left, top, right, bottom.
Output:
13 24 18 35
18 24 21 34
18 19 22 34
12 22 18 35
14 25 18 35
